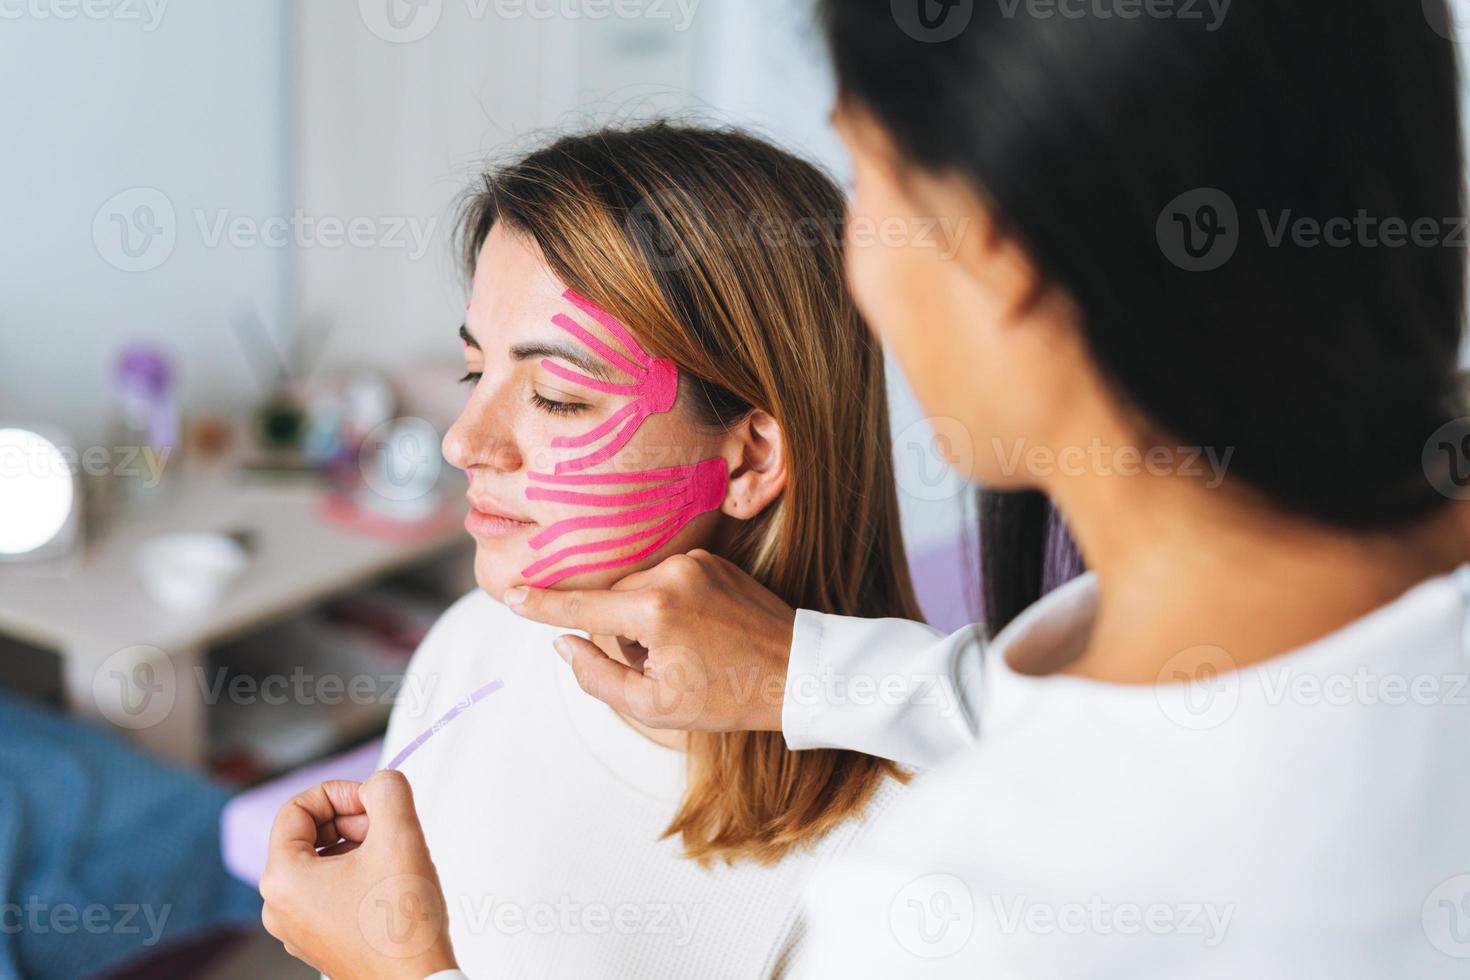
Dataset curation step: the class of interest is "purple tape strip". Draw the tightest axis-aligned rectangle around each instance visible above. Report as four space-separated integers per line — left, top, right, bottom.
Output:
381 678 504 772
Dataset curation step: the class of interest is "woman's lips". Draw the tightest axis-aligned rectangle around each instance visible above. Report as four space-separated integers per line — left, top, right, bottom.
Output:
464 495 538 539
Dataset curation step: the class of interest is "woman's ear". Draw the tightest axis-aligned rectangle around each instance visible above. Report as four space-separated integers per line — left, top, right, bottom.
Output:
720 410 787 520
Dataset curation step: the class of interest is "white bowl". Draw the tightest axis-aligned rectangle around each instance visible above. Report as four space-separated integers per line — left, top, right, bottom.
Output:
136 531 249 614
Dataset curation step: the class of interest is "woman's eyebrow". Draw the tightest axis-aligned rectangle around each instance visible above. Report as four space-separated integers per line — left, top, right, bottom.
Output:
510 341 614 382
459 323 479 350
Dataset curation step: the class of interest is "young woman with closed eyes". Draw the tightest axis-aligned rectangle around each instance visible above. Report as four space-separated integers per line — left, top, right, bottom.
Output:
265 123 926 979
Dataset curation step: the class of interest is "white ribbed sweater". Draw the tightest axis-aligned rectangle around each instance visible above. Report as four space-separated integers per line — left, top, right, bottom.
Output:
381 589 904 980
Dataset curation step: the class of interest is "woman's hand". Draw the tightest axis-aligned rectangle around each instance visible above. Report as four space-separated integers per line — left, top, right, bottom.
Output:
260 770 459 980
504 549 795 731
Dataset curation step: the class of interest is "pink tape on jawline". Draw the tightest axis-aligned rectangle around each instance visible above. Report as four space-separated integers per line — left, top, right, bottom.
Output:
520 457 728 587
543 289 679 474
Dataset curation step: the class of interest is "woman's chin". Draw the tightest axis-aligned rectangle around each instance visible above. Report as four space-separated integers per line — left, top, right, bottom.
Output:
473 548 530 600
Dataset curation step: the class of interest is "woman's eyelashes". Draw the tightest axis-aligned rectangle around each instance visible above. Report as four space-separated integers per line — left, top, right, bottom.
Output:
457 371 588 416
531 391 589 415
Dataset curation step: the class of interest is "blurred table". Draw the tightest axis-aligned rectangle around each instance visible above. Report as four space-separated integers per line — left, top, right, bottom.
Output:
0 463 468 766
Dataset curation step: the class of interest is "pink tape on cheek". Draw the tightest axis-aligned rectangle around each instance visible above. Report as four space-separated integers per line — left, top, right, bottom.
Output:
526 481 686 508
528 496 684 549
551 401 640 450
520 512 682 580
520 457 729 587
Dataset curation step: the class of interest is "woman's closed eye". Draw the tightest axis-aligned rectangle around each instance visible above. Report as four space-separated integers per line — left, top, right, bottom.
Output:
456 371 590 416
531 391 589 415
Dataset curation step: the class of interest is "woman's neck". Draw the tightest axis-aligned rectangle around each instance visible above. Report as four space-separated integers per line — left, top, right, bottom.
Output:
591 633 688 751
1041 460 1468 684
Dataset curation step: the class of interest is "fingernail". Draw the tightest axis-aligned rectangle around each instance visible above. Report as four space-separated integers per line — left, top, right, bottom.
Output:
504 587 528 606
553 637 573 663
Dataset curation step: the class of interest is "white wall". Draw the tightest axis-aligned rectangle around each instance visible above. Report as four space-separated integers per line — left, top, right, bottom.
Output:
0 0 293 447
294 1 706 377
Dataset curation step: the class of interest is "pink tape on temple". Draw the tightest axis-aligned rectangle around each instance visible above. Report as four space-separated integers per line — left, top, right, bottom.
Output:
543 289 679 474
520 457 728 587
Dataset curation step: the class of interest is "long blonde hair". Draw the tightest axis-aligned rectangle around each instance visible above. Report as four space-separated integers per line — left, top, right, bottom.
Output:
459 122 921 864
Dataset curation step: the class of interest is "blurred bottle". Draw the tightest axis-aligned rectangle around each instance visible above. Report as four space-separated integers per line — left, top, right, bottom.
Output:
111 345 179 512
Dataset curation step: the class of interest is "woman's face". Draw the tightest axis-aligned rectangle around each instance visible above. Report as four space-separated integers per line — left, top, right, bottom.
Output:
443 225 731 598
833 104 1086 490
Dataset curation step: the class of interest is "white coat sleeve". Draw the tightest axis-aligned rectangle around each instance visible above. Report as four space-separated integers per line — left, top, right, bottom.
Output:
780 610 985 770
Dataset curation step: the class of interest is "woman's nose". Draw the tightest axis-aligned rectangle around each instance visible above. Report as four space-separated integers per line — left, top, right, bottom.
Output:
442 386 523 475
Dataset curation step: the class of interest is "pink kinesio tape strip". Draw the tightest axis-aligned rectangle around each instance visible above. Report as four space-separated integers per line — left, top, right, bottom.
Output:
519 289 727 587
520 457 728 587
543 289 679 474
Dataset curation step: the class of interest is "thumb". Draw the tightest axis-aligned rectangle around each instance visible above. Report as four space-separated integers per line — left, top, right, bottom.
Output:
555 634 646 718
359 770 428 852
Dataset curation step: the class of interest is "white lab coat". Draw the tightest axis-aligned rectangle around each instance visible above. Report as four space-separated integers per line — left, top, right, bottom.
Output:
435 566 1470 978
784 569 1470 978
